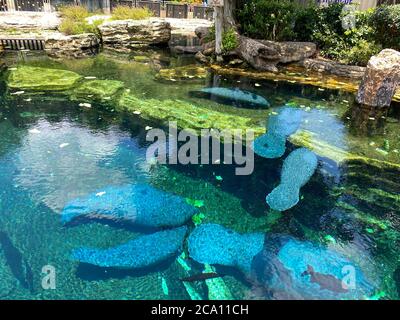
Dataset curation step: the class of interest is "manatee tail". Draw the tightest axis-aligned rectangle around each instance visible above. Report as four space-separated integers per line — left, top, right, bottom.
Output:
266 184 299 211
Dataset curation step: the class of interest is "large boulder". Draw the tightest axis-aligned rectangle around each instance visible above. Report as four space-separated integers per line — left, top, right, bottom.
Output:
44 33 100 58
98 18 171 52
300 58 366 80
356 49 400 107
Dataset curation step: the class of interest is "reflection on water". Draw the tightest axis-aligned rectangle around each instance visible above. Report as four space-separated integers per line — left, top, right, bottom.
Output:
0 52 399 299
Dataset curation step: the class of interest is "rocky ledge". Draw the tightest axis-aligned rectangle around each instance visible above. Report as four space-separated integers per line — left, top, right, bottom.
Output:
45 33 100 58
98 18 171 53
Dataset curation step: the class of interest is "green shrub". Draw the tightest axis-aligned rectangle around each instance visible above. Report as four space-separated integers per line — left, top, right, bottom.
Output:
371 4 400 50
340 39 381 66
111 5 153 20
59 5 90 20
222 28 238 52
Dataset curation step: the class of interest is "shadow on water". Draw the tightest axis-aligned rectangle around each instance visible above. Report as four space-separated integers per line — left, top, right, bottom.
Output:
75 256 178 281
0 231 34 293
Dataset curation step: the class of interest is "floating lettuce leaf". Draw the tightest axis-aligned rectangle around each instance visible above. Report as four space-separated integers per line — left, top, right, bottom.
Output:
188 223 264 274
71 226 187 269
266 148 318 211
61 183 198 228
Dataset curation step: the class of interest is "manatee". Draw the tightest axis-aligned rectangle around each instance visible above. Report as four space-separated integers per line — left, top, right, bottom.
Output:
188 223 265 274
266 148 318 211
250 234 376 300
253 107 303 158
72 226 187 269
191 87 270 108
61 184 198 228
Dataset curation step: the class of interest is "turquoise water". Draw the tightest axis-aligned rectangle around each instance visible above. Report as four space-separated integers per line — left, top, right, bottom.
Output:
0 51 399 299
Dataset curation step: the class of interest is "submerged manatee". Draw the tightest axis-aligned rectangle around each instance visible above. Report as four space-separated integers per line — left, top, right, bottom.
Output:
191 87 270 108
61 184 198 228
188 223 265 274
266 148 318 211
253 107 303 158
72 226 187 269
250 234 376 300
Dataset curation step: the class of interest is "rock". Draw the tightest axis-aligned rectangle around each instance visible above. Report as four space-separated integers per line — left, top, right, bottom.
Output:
71 79 125 103
61 183 198 228
98 18 171 52
195 26 212 42
171 45 203 54
195 51 210 64
228 58 244 66
72 226 187 269
236 36 316 72
7 66 82 91
44 33 100 58
300 58 366 80
156 65 208 81
356 49 400 107
0 243 17 298
0 12 60 31
188 223 265 274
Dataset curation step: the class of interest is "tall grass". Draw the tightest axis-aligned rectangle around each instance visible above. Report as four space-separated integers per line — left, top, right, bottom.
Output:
111 6 153 20
58 5 103 36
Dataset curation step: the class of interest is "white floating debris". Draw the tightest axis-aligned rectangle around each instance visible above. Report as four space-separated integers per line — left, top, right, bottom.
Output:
393 149 399 153
96 191 106 197
376 148 388 156
84 76 97 80
28 128 41 134
237 80 241 83
11 91 25 95
24 98 32 102
318 88 325 91
369 141 376 146
254 83 261 87
126 89 131 93
87 95 94 98
214 159 220 164
170 78 177 82
9 67 17 71
133 110 141 115
145 126 153 130
79 103 92 108
59 143 70 149
368 117 376 121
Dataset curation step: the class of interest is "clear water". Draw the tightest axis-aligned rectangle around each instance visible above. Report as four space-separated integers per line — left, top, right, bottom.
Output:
0 51 399 300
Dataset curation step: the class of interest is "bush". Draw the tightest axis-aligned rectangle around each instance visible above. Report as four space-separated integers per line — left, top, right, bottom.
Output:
222 28 238 52
111 6 153 20
59 5 90 20
371 4 400 50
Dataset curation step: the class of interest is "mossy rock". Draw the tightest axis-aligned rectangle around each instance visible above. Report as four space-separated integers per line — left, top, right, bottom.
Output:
156 65 208 82
71 79 125 102
133 56 151 63
117 92 264 136
7 66 82 91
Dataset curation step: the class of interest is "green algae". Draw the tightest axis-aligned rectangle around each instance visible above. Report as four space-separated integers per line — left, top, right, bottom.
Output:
8 66 82 91
71 79 125 103
156 65 209 82
117 92 264 136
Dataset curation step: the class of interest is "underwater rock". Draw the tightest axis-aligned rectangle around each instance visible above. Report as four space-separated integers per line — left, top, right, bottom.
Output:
156 65 208 82
252 107 303 158
251 234 376 300
71 79 125 103
7 66 82 91
188 223 265 274
61 183 198 228
191 87 270 108
357 49 400 107
0 244 17 298
266 148 318 211
72 226 187 269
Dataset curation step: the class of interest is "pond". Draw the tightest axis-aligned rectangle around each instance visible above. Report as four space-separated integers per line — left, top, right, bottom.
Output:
0 49 399 300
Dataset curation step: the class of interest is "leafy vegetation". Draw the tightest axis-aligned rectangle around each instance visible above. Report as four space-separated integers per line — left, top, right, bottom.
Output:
222 28 238 52
236 1 399 66
111 6 153 20
58 5 103 36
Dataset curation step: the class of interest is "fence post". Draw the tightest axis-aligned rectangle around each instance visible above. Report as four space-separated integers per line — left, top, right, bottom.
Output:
103 0 111 13
6 0 15 11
